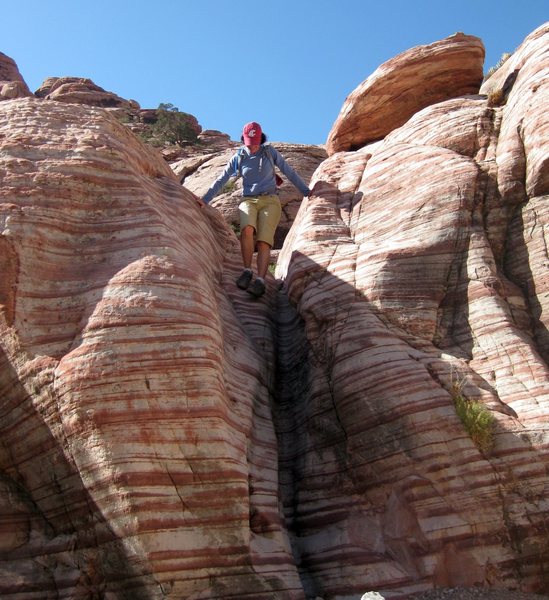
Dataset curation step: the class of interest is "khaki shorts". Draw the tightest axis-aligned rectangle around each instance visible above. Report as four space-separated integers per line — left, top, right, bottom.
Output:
239 194 281 247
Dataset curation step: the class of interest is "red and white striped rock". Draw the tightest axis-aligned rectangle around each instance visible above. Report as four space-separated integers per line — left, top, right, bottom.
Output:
277 22 549 598
0 97 302 599
326 32 485 155
1 23 548 600
481 23 549 203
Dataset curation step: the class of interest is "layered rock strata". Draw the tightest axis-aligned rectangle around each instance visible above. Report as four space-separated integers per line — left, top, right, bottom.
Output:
326 32 485 155
0 22 548 600
276 22 549 598
0 98 302 599
34 76 139 110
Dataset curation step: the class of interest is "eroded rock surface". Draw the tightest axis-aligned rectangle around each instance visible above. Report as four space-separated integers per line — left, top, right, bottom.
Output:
0 52 32 100
326 32 485 155
276 22 549 598
0 97 302 599
0 22 548 600
35 76 138 110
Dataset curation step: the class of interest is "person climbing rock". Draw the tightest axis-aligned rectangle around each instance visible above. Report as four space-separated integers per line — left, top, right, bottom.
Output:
201 121 311 297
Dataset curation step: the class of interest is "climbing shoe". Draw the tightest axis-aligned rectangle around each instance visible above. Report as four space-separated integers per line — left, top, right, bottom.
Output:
236 269 253 290
247 278 266 298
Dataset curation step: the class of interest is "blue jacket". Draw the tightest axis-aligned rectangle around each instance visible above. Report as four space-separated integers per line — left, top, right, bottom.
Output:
202 144 311 204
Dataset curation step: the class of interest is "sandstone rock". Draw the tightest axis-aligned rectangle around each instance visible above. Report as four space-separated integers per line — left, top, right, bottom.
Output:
480 22 549 203
198 129 235 152
20 66 231 169
161 145 185 161
171 152 220 182
182 143 327 248
0 52 32 100
0 97 303 599
326 32 485 155
35 76 138 110
480 23 548 97
276 23 549 599
1 22 548 600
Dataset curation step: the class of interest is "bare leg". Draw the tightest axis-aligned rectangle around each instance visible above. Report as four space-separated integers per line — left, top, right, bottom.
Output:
240 225 255 269
256 241 271 279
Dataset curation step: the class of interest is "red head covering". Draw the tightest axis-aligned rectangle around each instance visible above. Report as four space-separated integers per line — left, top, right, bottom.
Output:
242 122 262 145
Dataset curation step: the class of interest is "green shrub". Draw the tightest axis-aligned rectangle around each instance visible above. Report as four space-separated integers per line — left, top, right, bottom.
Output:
452 380 495 454
145 103 199 147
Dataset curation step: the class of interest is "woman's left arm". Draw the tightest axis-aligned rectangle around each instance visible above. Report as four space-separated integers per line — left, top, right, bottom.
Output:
270 147 311 196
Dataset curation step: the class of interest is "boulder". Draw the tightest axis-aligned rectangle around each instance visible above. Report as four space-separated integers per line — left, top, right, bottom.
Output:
35 76 138 110
326 32 485 155
198 129 235 152
0 52 32 100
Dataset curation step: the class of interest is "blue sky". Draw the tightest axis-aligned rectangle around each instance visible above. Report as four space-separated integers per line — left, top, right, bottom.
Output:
3 1 547 145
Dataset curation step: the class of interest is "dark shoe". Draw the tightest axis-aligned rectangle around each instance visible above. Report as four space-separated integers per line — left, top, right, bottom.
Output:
236 269 253 290
247 278 266 298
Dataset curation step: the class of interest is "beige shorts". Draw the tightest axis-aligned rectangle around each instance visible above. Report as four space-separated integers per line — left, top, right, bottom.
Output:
239 194 281 247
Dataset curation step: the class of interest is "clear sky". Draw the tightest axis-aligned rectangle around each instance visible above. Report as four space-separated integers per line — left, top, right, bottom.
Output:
3 1 547 145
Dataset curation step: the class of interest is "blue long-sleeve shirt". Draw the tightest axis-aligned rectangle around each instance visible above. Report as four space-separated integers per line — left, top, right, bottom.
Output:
202 144 311 204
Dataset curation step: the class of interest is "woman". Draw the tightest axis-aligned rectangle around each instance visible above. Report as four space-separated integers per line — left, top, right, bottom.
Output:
202 121 311 297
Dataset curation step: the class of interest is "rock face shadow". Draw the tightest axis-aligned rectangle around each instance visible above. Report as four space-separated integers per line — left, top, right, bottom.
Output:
271 183 549 598
0 341 157 599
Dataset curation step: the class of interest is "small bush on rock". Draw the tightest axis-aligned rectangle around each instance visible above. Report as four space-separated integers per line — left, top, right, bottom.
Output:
484 51 511 81
451 377 495 455
487 89 505 107
140 103 199 147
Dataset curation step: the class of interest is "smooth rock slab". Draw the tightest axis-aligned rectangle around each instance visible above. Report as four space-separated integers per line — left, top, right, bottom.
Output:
326 33 485 155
